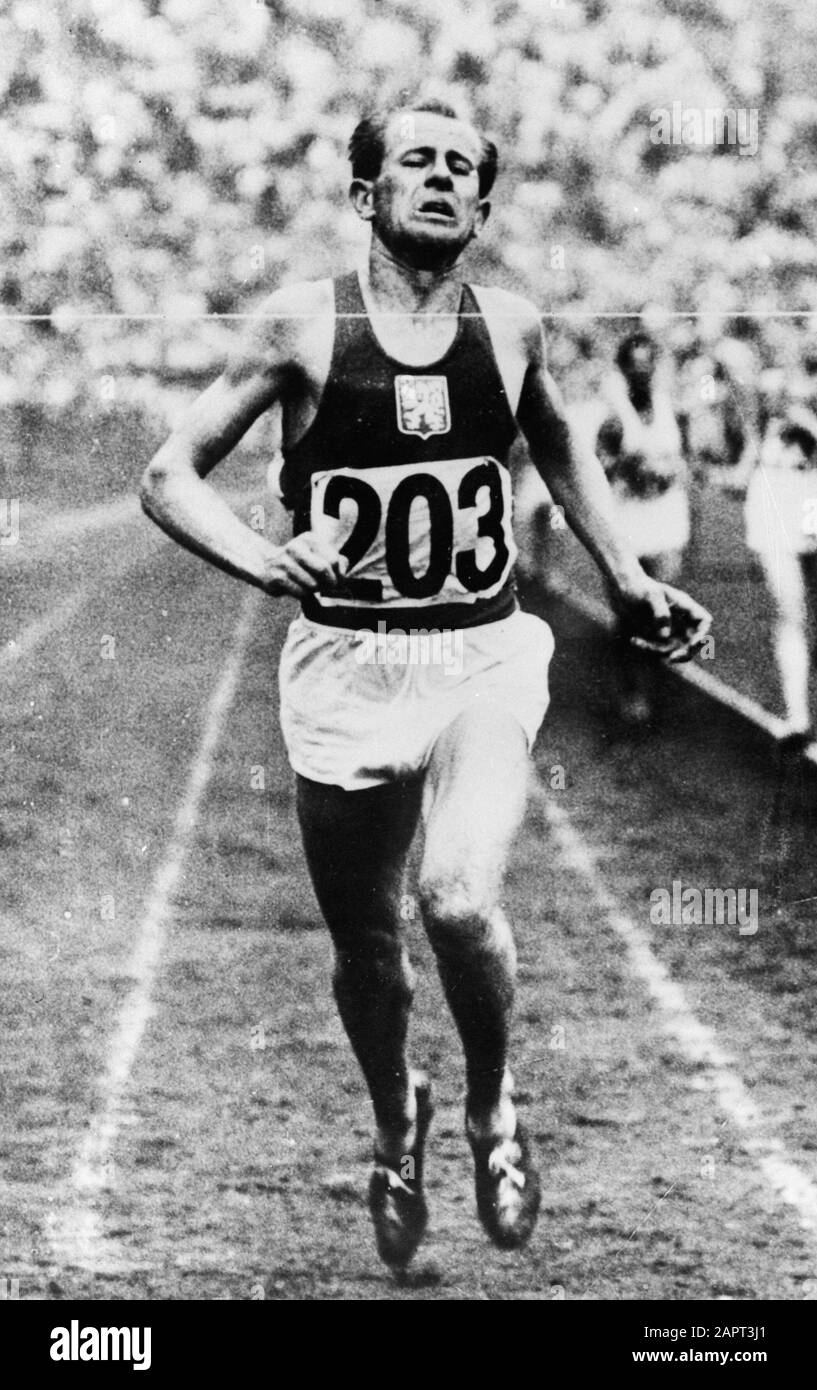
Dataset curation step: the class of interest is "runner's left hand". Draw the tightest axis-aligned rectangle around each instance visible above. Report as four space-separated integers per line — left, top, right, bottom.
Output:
614 578 712 664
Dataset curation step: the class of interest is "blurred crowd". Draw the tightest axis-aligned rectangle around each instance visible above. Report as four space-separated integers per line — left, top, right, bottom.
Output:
4 0 817 413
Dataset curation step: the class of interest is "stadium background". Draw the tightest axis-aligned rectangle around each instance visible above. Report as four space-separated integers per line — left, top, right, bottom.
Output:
3 0 817 1301
5 0 817 712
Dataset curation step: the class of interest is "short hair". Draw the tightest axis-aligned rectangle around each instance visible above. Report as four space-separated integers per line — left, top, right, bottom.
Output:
780 423 817 459
348 98 498 199
616 331 657 373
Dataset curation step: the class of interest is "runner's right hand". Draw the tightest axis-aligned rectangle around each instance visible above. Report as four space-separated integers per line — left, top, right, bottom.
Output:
260 531 348 597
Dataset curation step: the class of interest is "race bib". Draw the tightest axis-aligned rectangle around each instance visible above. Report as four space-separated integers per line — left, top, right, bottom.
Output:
309 455 515 609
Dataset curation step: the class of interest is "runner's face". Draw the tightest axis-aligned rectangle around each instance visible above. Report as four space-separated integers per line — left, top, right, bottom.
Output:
368 112 488 263
626 344 655 387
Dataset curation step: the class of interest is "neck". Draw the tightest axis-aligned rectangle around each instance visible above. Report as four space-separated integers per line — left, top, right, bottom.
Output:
365 237 465 313
628 381 653 412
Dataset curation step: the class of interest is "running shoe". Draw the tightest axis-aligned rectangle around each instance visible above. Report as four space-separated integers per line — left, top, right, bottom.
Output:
467 1118 541 1250
368 1077 434 1268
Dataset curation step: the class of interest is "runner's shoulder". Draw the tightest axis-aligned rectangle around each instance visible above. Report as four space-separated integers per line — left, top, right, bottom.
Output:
254 277 334 328
228 278 334 382
469 284 544 358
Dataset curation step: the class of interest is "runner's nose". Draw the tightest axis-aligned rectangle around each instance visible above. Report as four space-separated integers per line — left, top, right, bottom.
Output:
426 156 454 189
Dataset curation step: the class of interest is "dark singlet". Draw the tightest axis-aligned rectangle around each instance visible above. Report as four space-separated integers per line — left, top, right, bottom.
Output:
278 271 519 630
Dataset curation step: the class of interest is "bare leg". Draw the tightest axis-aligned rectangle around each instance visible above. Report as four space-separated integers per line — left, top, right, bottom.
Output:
417 705 529 1141
756 544 811 733
296 775 422 1160
417 703 541 1248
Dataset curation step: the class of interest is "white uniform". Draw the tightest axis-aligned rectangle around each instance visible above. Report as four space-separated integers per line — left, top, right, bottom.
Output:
599 374 689 559
745 423 817 558
280 609 553 790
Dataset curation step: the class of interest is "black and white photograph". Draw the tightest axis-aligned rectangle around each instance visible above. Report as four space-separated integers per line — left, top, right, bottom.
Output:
3 0 817 1328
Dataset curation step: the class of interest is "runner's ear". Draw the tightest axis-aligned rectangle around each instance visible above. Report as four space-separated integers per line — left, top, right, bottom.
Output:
469 199 491 241
350 179 376 222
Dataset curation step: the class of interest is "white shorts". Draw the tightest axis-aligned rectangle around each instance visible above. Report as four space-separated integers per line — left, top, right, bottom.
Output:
611 482 690 559
745 466 817 557
279 608 554 790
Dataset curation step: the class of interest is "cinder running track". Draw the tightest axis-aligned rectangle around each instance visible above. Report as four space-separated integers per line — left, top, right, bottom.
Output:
3 459 816 1301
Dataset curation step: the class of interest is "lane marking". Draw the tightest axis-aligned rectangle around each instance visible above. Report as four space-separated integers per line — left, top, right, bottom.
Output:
533 786 817 1241
25 495 140 540
1 538 167 674
4 486 264 569
0 588 89 673
48 590 260 1270
2 498 140 575
562 587 791 739
1 486 268 676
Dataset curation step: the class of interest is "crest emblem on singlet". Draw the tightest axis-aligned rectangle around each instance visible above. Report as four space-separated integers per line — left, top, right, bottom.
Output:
395 375 451 440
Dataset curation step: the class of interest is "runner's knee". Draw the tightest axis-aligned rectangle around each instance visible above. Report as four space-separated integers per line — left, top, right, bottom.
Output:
333 935 414 999
418 872 498 950
317 883 403 941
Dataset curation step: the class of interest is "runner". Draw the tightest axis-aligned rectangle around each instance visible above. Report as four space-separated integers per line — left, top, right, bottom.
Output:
596 330 691 728
744 400 817 746
679 332 760 491
140 97 711 1269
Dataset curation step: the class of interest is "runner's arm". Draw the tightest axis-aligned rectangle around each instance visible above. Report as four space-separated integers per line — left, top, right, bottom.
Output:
516 315 711 661
516 318 646 594
140 288 342 597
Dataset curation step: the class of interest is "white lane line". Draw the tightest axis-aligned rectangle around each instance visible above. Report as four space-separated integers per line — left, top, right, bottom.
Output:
25 495 140 541
1 486 263 674
48 590 260 1270
1 538 164 674
533 785 817 1240
4 485 268 569
0 588 89 672
562 587 791 740
2 497 140 571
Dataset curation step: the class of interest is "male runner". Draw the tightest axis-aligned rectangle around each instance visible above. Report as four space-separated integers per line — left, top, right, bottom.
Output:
140 98 711 1269
744 401 817 747
596 330 690 728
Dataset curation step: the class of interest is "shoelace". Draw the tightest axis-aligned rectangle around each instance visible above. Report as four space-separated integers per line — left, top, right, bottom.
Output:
487 1141 526 1191
374 1163 415 1196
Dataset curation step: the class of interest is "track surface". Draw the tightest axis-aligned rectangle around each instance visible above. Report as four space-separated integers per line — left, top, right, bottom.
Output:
3 444 817 1301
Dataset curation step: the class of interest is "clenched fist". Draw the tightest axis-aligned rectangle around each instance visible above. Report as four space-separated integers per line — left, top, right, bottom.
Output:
613 576 712 664
260 531 348 598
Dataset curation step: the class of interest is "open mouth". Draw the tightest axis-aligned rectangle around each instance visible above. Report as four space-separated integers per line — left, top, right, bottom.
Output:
416 199 456 221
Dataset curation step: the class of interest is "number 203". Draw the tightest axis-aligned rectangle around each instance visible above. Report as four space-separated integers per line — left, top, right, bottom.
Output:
320 460 511 602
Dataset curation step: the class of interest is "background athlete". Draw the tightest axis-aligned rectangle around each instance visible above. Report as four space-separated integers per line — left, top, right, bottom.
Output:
595 330 690 729
140 97 711 1269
